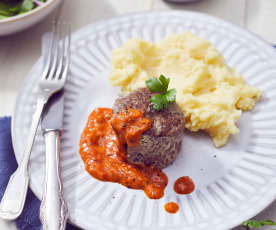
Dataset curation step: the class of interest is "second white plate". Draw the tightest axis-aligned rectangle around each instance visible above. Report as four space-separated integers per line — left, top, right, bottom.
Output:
12 11 276 230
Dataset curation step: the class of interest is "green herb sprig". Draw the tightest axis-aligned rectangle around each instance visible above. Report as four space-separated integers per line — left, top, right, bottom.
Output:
241 219 276 229
146 75 176 111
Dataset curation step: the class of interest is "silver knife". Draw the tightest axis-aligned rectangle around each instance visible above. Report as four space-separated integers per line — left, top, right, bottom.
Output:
40 90 68 230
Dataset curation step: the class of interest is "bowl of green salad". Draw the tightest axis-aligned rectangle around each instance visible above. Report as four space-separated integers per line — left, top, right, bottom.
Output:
0 0 61 36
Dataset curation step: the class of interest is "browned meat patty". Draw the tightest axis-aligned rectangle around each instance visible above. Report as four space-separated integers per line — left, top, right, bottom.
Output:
113 88 185 169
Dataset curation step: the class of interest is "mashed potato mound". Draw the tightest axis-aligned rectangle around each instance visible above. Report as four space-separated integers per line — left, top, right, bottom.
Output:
109 32 262 147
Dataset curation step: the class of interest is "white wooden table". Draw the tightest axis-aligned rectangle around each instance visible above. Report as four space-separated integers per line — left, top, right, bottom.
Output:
1 0 276 229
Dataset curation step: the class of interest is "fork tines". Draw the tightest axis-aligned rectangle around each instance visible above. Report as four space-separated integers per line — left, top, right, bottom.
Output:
42 21 71 81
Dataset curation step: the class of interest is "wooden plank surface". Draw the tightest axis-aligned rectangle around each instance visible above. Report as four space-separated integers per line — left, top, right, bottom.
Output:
152 0 246 26
246 0 276 43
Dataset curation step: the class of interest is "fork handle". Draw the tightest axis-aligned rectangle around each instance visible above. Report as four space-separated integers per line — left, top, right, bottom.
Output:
40 130 68 230
0 97 46 220
0 165 29 220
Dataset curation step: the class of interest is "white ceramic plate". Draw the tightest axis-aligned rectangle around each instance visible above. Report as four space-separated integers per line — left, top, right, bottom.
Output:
12 11 276 230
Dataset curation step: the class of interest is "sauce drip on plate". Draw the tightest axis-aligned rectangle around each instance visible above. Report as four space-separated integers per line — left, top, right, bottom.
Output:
79 108 168 199
164 202 179 214
174 176 195 195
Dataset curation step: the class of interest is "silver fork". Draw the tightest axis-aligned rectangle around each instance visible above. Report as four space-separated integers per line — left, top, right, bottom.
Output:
0 21 71 220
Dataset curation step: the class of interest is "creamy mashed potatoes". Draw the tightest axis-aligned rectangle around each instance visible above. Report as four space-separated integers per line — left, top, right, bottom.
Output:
109 32 262 147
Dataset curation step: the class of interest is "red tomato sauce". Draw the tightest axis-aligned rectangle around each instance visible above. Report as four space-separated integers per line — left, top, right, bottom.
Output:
174 176 195 195
111 109 152 147
164 202 179 214
79 108 168 199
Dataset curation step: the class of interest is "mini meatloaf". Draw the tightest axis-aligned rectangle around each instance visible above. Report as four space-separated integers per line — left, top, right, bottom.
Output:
112 88 185 169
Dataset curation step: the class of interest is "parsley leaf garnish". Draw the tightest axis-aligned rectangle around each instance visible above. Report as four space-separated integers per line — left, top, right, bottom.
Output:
241 219 276 229
150 94 168 111
146 75 176 111
165 88 176 102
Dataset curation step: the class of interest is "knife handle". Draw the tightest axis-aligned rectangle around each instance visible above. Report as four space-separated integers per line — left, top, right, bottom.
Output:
40 130 68 230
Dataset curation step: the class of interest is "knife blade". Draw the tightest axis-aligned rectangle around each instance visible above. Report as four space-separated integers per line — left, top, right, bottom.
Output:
40 89 68 230
41 90 64 131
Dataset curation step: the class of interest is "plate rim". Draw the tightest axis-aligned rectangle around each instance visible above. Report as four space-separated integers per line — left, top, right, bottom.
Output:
12 10 276 230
